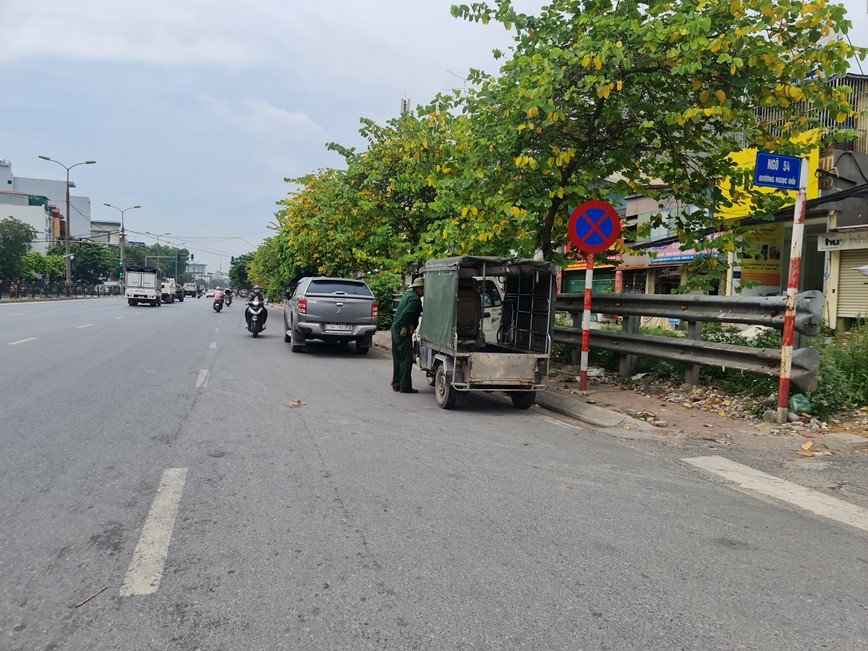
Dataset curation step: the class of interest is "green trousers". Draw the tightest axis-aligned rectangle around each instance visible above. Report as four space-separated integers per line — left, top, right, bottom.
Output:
391 326 414 390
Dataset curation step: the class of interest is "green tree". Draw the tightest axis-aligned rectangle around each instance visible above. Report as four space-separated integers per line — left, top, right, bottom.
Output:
48 241 118 283
0 217 37 279
447 0 865 261
21 252 65 279
229 253 253 289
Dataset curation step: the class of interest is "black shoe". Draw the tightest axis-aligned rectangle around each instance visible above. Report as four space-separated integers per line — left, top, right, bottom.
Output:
392 385 400 392
399 388 419 394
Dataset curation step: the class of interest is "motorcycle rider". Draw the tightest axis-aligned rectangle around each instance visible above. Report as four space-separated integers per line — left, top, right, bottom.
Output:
225 287 233 305
245 284 268 331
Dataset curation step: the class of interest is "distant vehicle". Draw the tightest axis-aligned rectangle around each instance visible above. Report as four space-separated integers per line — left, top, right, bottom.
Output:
206 289 215 298
174 284 184 302
161 278 178 303
282 277 378 355
125 265 162 307
182 282 197 297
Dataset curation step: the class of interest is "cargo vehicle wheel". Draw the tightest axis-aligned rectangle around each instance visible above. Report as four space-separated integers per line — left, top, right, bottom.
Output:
434 364 458 410
128 299 135 306
426 373 435 387
290 327 305 353
510 391 536 410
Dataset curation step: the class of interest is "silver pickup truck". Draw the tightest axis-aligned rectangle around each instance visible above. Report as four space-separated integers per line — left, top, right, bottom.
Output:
283 277 378 355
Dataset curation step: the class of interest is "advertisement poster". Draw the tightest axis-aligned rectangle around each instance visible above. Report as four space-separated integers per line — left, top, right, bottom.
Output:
739 223 784 291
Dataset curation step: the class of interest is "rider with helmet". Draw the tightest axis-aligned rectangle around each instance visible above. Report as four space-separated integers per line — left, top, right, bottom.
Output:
245 284 268 330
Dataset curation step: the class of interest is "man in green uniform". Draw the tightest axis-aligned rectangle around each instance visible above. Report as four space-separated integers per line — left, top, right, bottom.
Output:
391 277 424 393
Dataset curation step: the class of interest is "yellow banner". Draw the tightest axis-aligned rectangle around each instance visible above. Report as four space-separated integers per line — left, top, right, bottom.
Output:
718 130 821 221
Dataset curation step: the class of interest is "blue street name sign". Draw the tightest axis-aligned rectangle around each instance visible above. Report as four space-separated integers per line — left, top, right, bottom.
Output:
128 241 146 247
753 152 802 190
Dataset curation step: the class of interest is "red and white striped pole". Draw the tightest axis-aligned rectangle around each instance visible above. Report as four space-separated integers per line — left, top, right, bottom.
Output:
579 254 594 391
776 157 809 424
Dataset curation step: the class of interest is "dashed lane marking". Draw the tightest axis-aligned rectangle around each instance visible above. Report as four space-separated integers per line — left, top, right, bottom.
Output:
683 456 868 533
76 324 94 329
214 328 220 332
6 313 24 316
209 341 217 349
195 369 210 388
8 337 38 346
119 468 188 596
114 316 124 320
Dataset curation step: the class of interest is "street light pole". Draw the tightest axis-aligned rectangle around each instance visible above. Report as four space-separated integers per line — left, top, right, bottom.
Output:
104 203 141 291
145 231 170 273
38 156 96 292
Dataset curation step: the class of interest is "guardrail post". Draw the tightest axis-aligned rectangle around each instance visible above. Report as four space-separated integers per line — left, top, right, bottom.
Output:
684 320 702 385
619 315 639 378
571 309 582 365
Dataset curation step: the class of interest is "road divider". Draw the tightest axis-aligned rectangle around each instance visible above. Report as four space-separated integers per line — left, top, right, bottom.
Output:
683 456 868 533
120 468 188 596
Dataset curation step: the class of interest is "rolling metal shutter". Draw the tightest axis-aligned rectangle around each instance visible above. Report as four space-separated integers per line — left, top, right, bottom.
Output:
838 249 868 318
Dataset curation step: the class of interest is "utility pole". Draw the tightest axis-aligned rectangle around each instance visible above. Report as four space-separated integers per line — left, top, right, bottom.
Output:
104 204 140 291
38 156 96 293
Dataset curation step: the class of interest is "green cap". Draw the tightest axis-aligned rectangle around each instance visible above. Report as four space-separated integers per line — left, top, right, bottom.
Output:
411 277 424 288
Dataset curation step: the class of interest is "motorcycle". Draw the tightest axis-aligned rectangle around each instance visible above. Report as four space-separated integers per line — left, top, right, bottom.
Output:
225 293 233 306
246 296 266 337
213 297 224 312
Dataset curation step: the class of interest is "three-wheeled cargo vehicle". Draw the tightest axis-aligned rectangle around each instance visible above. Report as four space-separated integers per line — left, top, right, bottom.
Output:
416 256 558 410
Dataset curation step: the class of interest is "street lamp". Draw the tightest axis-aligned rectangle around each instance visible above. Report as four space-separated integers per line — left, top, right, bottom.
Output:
38 156 96 291
104 203 141 290
145 231 170 271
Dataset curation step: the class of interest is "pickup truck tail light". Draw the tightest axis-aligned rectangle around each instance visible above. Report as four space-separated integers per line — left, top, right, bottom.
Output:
297 298 307 315
371 302 379 318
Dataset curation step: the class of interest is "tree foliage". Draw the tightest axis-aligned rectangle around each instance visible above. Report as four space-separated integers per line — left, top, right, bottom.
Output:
229 253 253 289
253 0 865 285
0 218 37 279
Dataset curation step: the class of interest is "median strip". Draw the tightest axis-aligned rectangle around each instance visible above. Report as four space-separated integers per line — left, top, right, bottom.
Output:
683 455 868 533
120 468 188 596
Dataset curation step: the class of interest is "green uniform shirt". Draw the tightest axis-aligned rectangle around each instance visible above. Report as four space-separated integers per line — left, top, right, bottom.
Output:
393 289 422 330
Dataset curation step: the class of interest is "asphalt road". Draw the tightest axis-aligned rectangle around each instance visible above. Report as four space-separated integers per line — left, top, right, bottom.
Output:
1 298 866 650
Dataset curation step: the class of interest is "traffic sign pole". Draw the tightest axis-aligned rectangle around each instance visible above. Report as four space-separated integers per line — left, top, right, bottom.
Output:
776 158 809 424
579 255 594 391
567 200 621 391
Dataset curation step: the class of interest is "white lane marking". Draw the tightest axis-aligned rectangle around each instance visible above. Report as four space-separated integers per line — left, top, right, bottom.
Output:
119 468 188 596
8 337 38 346
6 313 24 316
683 456 868 533
195 369 210 388
540 415 584 431
114 316 124 320
209 341 217 349
214 328 220 332
135 311 143 315
77 323 95 329
50 309 61 312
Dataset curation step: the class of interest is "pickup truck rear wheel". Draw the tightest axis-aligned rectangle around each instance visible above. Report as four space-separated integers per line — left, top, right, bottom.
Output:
128 299 136 306
290 327 305 353
355 335 372 355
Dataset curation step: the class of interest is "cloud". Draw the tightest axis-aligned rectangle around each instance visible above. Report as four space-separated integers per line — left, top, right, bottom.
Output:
201 95 329 177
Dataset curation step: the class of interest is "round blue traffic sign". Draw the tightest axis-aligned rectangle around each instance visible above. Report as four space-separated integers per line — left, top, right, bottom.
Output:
567 200 621 254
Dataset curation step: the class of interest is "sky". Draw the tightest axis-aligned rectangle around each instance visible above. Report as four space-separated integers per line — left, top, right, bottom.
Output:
0 0 541 274
1 1 866 275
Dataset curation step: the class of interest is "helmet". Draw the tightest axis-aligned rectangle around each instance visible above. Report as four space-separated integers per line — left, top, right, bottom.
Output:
253 284 261 290
411 277 424 288
216 286 221 290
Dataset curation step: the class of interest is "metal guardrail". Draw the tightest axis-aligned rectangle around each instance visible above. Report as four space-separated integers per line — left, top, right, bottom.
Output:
553 291 823 392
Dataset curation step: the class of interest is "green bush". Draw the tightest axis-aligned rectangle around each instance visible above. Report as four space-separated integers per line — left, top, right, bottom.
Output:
364 272 404 330
809 322 868 419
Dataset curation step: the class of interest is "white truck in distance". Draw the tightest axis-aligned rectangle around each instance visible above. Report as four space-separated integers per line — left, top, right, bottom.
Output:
126 265 162 307
161 278 178 303
183 282 197 297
